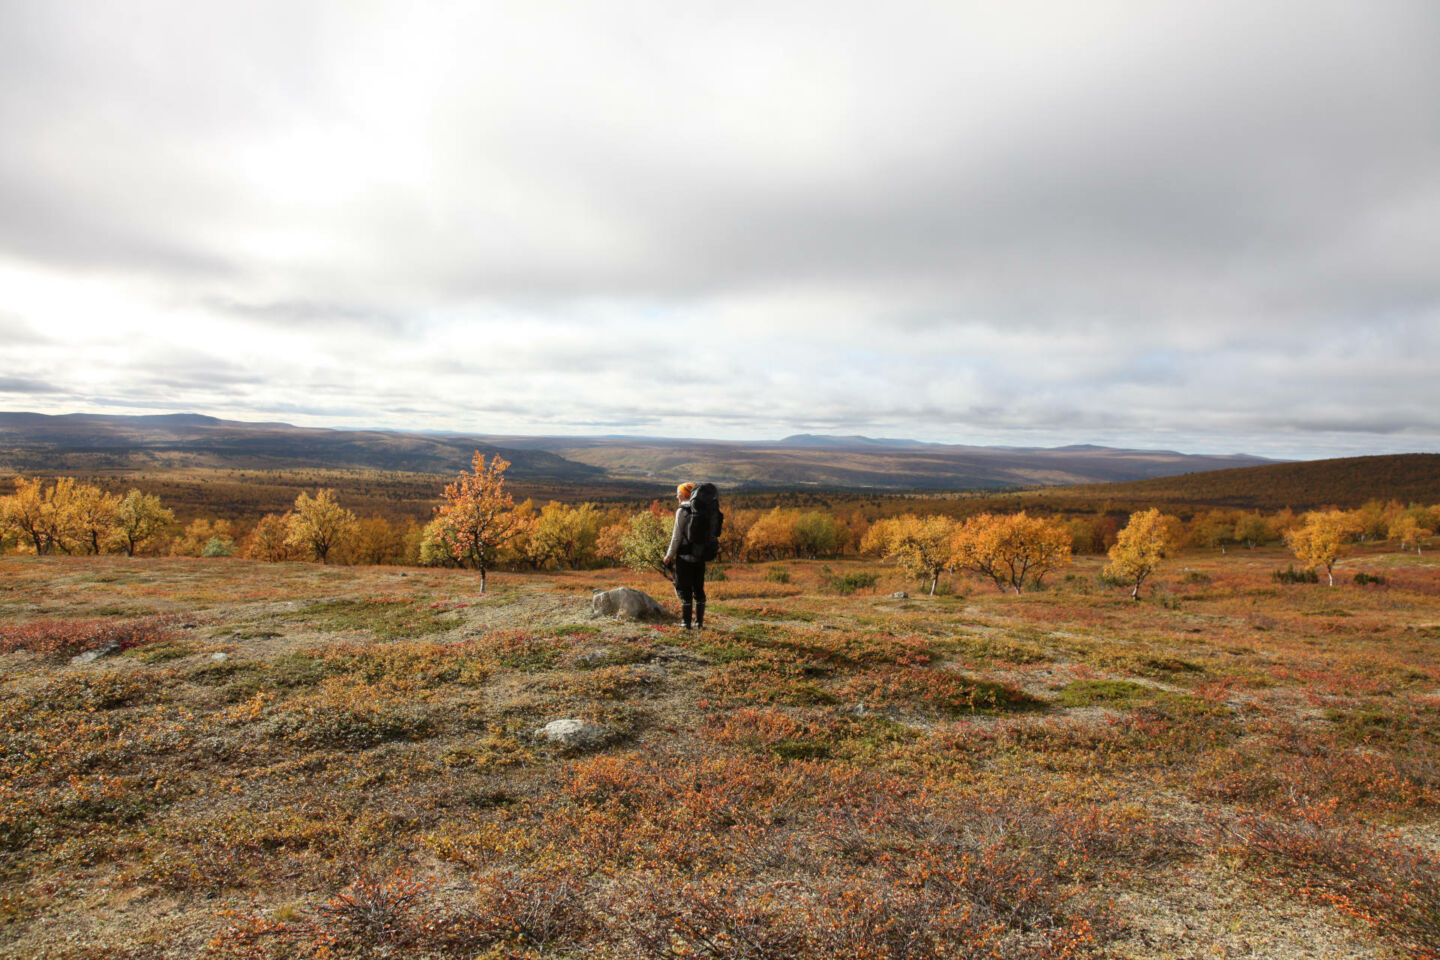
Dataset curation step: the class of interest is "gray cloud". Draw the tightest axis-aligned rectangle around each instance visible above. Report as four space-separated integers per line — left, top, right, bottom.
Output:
0 1 1436 457
0 377 65 394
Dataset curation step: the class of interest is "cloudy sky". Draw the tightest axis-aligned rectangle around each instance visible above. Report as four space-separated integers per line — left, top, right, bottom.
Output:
1 1 1437 458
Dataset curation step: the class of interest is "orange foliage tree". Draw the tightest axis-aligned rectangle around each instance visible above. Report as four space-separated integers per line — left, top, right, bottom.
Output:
744 508 799 561
863 514 956 595
428 453 532 592
952 512 1071 594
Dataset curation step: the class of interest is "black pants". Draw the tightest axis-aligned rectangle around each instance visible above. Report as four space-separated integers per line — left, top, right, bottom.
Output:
674 558 706 626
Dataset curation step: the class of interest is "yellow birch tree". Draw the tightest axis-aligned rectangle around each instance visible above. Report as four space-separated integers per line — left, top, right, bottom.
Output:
1285 509 1361 586
1105 508 1179 600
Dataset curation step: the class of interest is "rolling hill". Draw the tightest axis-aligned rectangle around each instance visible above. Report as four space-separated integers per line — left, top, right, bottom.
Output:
0 412 1280 490
1009 453 1440 511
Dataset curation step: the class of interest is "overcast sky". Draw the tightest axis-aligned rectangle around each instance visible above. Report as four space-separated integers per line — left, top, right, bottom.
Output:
1 1 1437 458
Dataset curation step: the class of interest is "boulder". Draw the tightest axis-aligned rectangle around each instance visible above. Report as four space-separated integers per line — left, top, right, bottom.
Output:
890 591 909 599
592 587 669 621
69 641 120 666
536 718 611 752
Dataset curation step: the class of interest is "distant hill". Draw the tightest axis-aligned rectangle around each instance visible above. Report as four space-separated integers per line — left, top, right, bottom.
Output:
0 412 603 483
1025 453 1440 511
531 436 1277 489
0 412 1279 490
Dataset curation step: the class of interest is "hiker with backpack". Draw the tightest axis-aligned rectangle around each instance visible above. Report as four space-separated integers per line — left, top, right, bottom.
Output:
663 481 724 629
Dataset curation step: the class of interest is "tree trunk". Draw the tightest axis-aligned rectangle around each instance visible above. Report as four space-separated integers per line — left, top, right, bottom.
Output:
479 563 488 594
928 572 938 596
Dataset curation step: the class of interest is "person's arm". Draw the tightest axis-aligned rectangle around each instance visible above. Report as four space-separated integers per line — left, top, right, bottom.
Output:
663 506 685 563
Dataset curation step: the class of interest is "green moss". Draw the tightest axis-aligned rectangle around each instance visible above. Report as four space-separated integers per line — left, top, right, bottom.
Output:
299 598 461 640
772 739 831 761
1058 680 1155 708
131 643 195 663
697 641 758 663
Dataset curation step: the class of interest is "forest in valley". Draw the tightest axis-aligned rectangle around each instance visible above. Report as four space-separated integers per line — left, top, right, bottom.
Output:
2 454 1436 594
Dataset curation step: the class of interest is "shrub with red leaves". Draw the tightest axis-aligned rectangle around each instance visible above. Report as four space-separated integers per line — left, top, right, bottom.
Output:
0 616 180 659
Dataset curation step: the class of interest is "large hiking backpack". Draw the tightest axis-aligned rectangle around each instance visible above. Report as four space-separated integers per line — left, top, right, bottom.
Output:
682 482 724 562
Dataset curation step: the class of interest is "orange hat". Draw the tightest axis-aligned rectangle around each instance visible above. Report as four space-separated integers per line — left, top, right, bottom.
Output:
677 482 696 500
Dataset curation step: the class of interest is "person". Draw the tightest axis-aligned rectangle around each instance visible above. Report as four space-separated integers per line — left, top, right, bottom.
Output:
663 481 706 629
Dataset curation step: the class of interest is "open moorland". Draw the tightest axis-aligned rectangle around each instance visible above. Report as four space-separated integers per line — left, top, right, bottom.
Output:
2 545 1438 959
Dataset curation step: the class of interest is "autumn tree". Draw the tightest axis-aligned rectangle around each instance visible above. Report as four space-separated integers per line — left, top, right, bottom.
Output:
1233 512 1272 550
1189 509 1237 553
595 519 630 566
114 489 174 557
1352 500 1400 543
0 476 82 555
835 509 869 556
864 514 956 595
793 511 841 558
71 484 122 555
1 477 52 555
429 453 530 592
1389 512 1434 555
527 502 602 569
1284 509 1361 587
718 508 754 561
244 512 296 562
1105 508 1180 600
618 509 675 582
283 489 358 564
172 518 236 557
744 508 798 561
952 512 1072 594
347 514 410 565
419 520 464 568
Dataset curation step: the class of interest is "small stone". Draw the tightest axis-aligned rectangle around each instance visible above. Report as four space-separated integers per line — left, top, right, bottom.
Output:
69 641 120 666
211 652 229 662
536 718 611 752
890 591 909 599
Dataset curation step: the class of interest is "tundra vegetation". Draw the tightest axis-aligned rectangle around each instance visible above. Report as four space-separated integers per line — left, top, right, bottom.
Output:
2 469 1440 956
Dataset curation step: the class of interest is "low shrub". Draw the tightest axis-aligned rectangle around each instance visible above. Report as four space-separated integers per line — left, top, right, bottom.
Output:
1273 565 1319 584
0 616 180 660
266 679 435 749
820 567 879 596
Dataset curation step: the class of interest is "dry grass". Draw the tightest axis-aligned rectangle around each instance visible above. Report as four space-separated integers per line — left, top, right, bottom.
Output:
1 546 1437 958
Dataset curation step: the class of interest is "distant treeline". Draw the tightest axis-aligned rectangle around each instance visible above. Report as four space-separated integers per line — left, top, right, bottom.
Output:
5 472 1436 575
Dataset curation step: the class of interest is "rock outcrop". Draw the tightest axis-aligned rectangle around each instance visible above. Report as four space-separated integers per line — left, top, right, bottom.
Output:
592 587 669 621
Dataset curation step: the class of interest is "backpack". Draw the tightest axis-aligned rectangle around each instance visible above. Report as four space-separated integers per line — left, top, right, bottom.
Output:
682 482 724 562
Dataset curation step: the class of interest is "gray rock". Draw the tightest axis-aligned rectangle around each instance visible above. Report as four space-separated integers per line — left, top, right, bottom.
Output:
211 652 230 662
536 718 611 752
890 591 909 599
69 641 119 665
592 587 669 621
